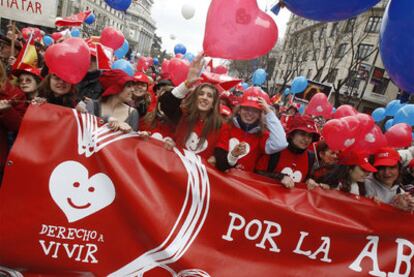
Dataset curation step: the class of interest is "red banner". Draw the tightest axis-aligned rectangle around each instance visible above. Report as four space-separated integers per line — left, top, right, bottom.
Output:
0 104 413 276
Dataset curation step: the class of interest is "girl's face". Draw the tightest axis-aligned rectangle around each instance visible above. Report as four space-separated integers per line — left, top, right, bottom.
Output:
132 82 148 99
50 74 71 96
349 166 370 183
197 86 215 113
119 83 134 102
240 106 261 125
291 130 313 150
320 149 339 165
18 73 38 94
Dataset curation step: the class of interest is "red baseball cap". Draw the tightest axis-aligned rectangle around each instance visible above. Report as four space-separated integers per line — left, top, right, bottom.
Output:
373 147 401 167
220 104 232 117
239 87 270 110
286 115 320 142
339 151 377 172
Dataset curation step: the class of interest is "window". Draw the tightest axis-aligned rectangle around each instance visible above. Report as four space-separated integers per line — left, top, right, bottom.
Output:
372 78 390 95
356 44 374 60
365 16 382 33
327 69 338 83
344 18 356 33
347 71 361 88
330 23 338 37
335 43 347 58
306 69 313 79
323 46 331 60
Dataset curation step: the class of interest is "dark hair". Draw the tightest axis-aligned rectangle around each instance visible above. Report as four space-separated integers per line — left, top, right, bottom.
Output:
320 164 356 192
179 83 222 149
39 74 79 108
316 141 329 160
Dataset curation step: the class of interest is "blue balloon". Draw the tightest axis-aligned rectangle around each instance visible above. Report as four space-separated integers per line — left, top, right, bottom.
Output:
85 13 96 25
43 35 54 47
114 39 129 59
371 107 386 122
252 68 267 86
112 59 134 76
290 76 308 94
104 0 132 11
384 119 394 131
241 82 249 90
393 104 414 126
283 0 380 22
284 88 291 96
380 0 414 93
332 107 337 114
174 43 187 55
183 52 195 62
71 28 81 37
299 104 305 115
385 100 403 116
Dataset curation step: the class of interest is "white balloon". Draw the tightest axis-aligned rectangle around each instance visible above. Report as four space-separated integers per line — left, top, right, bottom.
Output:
181 4 195 20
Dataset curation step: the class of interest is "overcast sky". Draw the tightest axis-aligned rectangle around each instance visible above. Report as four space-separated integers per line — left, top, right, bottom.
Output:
151 0 291 56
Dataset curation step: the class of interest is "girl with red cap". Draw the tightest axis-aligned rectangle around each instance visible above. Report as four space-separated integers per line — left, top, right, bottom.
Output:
319 151 377 196
214 86 287 172
85 69 139 132
158 53 229 160
255 115 320 189
12 63 42 101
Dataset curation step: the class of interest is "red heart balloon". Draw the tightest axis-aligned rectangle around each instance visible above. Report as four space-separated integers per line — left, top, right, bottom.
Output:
44 38 90 84
305 93 333 118
203 0 278 60
136 56 149 72
212 65 228 75
168 58 190 86
100 26 124 50
160 59 170 79
333 105 358 119
350 125 387 155
385 123 413 148
322 116 361 151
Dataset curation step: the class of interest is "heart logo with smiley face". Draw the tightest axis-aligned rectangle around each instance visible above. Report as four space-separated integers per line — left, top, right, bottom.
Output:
49 161 116 223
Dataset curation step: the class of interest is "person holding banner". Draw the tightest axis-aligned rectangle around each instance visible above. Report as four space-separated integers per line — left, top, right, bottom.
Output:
39 74 79 108
214 86 288 172
255 115 320 189
159 53 229 160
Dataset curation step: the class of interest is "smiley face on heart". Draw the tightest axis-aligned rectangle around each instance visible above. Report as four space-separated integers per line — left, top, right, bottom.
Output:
185 132 208 154
49 161 116 223
281 167 303 183
229 138 250 159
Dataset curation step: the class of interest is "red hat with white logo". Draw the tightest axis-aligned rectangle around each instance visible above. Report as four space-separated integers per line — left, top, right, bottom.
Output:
286 115 320 142
220 104 232 117
373 147 401 167
339 151 377 172
239 87 270 110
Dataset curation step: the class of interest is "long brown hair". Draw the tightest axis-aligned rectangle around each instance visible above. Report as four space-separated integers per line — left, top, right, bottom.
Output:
39 74 78 107
179 83 222 148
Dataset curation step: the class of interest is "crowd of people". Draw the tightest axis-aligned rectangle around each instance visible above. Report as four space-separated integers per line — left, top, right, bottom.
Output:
1 24 414 214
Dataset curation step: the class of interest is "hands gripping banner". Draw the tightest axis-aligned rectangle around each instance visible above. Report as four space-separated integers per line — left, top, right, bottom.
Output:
0 104 413 276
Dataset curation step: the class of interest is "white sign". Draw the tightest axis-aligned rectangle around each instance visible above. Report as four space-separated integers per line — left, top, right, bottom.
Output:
0 0 58 28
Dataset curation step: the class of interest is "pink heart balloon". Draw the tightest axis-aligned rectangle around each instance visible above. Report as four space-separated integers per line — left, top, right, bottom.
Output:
168 58 190 86
385 123 413 148
203 0 278 60
100 26 124 50
305 92 333 118
45 38 90 84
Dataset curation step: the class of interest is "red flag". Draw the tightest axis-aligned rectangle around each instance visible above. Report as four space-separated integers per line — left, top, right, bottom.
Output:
55 10 92 27
0 105 413 276
96 43 113 70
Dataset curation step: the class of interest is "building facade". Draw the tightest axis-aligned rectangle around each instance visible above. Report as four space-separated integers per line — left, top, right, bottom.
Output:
270 0 398 112
57 0 156 57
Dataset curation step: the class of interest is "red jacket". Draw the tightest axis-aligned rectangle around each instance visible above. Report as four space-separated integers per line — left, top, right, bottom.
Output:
0 82 27 175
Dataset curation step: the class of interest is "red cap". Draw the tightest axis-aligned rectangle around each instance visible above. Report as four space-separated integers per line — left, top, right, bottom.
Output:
220 104 232 117
133 72 150 85
373 147 401 167
239 87 270 110
12 63 43 80
339 151 377 172
100 70 135 97
286 115 320 142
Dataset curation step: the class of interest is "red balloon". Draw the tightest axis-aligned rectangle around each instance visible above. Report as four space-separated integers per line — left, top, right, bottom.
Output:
385 123 413 148
100 26 124 50
203 0 278 60
51 32 63 41
168 58 190 86
213 65 228 75
349 125 387 155
136 56 149 72
322 116 360 151
160 59 170 79
44 38 90 84
305 93 333 118
333 105 358 119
